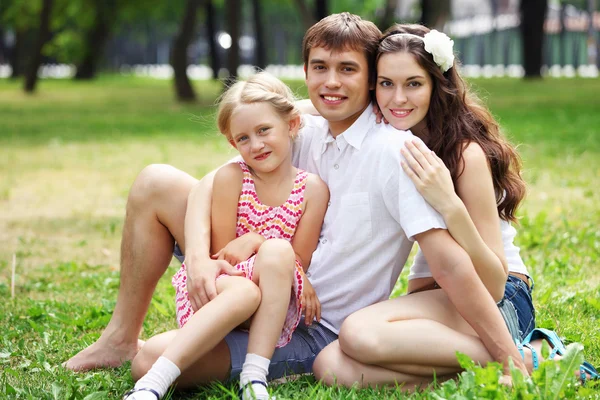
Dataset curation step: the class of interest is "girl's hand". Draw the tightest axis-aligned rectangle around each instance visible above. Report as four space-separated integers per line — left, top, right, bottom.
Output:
400 139 459 215
212 232 265 266
301 274 321 325
373 103 389 125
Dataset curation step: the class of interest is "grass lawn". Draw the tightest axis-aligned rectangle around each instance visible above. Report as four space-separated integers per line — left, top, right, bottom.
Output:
0 75 599 399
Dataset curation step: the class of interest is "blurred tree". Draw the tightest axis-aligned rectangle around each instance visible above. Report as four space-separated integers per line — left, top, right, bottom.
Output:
293 0 315 29
205 0 220 79
377 0 398 31
24 0 54 93
74 0 117 79
171 0 202 101
293 0 329 29
251 0 266 70
224 0 241 87
315 0 328 21
1 0 39 78
420 0 450 30
520 0 548 77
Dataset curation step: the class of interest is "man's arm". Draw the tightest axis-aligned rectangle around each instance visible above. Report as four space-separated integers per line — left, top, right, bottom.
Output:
415 228 528 375
183 168 242 311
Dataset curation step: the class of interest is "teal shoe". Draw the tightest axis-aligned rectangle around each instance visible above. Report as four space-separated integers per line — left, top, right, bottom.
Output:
521 328 599 384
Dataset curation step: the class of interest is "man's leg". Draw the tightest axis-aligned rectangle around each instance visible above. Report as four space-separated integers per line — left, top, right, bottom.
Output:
65 164 199 371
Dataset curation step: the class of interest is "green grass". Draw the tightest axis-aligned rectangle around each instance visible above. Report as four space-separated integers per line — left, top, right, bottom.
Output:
0 76 599 399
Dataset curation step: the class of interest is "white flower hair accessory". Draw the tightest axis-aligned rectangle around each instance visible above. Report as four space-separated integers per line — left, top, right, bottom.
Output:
422 30 455 72
386 30 455 72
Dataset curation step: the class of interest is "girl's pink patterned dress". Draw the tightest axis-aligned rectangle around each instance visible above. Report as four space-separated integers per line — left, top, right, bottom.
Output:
172 161 307 348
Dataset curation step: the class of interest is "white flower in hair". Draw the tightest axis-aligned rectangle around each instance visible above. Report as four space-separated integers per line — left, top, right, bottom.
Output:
423 30 455 72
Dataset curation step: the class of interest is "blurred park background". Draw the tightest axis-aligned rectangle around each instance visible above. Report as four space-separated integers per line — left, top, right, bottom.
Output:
1 0 599 98
1 1 600 399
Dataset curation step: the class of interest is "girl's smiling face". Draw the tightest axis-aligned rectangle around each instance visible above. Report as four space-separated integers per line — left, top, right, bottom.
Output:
229 102 298 173
375 51 433 136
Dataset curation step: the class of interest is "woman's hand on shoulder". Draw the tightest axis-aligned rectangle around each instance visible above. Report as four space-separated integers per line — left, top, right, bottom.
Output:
400 139 460 215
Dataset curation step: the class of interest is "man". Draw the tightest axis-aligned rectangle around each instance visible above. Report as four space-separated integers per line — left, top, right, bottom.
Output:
66 12 526 388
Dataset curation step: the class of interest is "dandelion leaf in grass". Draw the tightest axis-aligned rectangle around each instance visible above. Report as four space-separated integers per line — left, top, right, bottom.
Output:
456 351 476 370
535 342 583 400
83 392 109 400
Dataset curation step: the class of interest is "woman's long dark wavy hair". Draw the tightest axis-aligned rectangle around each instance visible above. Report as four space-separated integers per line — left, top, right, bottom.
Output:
378 24 526 222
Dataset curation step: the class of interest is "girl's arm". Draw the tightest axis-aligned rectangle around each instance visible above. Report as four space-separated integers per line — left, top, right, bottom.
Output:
290 174 329 270
210 164 243 259
402 140 508 301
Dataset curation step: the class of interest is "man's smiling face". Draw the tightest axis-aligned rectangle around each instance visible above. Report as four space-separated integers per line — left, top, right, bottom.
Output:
305 47 372 136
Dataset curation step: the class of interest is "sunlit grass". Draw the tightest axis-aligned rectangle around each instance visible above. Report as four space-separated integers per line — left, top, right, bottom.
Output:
0 76 598 399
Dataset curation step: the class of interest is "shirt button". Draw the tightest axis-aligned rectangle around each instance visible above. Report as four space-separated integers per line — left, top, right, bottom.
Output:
327 201 331 207
322 238 328 244
334 164 339 170
306 272 311 277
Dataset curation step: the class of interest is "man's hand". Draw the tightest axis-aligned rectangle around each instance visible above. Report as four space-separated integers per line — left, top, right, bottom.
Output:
184 256 243 312
301 275 321 325
211 232 264 266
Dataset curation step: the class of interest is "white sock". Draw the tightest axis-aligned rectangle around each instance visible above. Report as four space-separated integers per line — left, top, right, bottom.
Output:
130 356 181 399
240 353 271 400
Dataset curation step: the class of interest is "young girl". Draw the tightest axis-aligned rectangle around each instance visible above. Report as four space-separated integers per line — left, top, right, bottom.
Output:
124 72 329 400
313 23 597 387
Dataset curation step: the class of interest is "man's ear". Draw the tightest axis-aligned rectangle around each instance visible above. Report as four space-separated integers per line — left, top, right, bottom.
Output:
303 64 308 80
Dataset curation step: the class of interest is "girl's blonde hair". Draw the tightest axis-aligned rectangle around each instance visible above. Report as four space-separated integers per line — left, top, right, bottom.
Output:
217 72 301 139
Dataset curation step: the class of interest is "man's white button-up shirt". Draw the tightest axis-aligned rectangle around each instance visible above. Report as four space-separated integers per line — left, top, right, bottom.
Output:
292 105 447 334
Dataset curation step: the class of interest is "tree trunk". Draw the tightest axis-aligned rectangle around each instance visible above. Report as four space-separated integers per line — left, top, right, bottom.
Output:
519 0 548 78
377 0 398 31
292 0 315 30
251 0 266 70
224 0 241 88
420 0 451 31
10 30 24 78
24 0 53 93
314 0 328 22
171 0 201 102
74 0 115 80
0 28 5 64
205 0 220 79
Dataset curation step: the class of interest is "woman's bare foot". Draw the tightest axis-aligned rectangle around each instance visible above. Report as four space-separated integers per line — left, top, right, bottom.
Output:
64 335 145 372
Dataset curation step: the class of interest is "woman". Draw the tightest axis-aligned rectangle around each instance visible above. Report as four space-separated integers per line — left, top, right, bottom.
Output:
312 23 596 389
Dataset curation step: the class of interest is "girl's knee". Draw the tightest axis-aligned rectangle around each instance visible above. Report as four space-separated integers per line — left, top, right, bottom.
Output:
220 276 261 307
256 239 295 274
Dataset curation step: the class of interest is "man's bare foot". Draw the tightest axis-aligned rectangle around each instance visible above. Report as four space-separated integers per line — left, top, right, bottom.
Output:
63 336 145 372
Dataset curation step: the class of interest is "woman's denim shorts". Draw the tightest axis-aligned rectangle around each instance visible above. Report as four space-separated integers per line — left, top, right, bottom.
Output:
498 274 536 342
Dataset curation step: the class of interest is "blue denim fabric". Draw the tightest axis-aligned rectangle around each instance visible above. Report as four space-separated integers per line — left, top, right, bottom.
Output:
503 274 536 341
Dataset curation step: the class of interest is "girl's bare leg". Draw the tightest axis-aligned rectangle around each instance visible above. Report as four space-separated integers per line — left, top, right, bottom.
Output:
240 239 296 399
129 276 260 395
247 239 296 358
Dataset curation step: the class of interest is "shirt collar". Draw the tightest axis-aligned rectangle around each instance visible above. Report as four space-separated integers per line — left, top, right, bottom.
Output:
320 104 376 153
